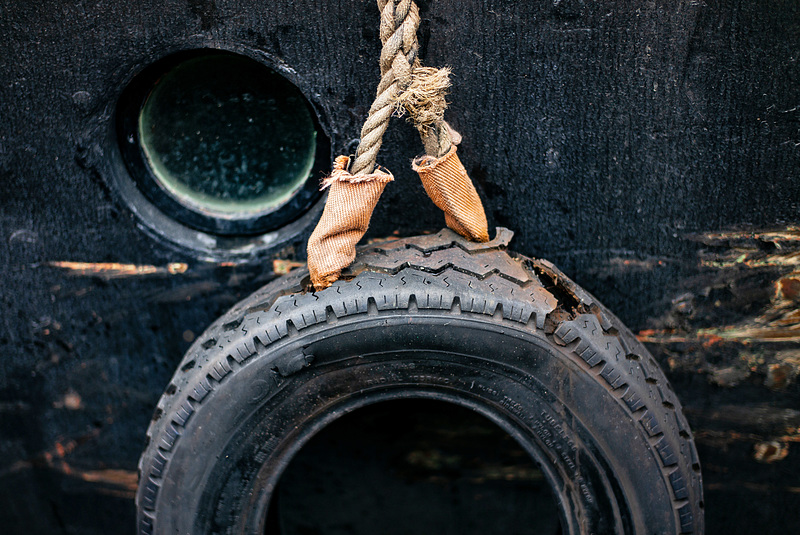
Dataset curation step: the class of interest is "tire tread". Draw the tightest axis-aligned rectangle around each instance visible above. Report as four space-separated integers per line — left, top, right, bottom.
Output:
136 228 703 535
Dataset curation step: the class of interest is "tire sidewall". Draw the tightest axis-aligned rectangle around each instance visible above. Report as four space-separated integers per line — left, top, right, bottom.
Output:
154 312 676 535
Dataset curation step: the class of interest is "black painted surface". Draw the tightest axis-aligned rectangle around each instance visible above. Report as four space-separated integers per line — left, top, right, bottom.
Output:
1 1 798 533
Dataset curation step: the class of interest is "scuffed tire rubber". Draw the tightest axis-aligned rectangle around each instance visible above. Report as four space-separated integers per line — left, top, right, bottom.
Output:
136 228 704 535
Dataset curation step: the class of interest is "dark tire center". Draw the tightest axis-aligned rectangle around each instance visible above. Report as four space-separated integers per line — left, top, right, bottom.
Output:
267 399 563 535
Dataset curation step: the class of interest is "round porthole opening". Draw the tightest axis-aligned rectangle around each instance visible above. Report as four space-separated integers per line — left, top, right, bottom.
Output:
118 50 329 236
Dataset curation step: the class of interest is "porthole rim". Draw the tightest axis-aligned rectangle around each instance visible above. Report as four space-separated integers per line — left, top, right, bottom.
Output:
115 47 332 238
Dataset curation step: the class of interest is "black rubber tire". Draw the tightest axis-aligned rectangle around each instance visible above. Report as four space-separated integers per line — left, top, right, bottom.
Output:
136 228 704 535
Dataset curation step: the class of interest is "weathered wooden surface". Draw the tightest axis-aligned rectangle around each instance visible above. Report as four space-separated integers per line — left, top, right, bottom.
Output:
1 1 798 533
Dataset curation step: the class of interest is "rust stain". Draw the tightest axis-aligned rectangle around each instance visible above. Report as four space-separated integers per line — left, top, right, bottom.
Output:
52 390 82 410
753 441 790 463
0 424 136 496
637 329 715 344
700 250 800 269
644 267 800 344
272 258 305 275
778 276 800 300
0 426 102 478
47 463 137 498
765 354 800 390
698 324 800 343
46 261 188 278
74 468 138 490
695 226 800 277
612 258 664 268
693 430 765 448
692 227 800 246
698 273 800 343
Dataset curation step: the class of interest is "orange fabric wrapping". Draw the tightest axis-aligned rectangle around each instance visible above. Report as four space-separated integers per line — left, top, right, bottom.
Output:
307 156 393 290
412 146 489 243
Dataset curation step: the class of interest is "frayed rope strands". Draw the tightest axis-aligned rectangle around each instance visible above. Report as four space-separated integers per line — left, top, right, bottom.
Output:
352 1 454 169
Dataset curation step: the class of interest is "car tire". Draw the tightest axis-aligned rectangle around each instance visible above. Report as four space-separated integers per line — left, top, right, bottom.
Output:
136 227 704 535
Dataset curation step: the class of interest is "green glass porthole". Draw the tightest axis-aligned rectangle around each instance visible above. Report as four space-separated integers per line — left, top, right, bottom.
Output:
118 51 328 236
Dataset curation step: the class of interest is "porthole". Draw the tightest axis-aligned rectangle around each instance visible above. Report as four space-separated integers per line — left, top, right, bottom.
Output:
117 50 329 237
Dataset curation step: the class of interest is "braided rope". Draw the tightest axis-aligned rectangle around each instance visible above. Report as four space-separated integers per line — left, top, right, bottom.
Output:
306 2 480 289
351 0 421 175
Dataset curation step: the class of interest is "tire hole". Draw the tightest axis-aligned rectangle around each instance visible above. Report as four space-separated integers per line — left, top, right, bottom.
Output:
528 261 583 317
181 360 196 372
165 384 177 395
265 399 563 534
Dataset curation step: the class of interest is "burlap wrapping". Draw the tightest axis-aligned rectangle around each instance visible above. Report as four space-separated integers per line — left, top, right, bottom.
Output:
307 156 393 290
412 146 489 243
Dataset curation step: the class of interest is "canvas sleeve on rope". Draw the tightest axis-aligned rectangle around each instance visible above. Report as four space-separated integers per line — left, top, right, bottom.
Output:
307 156 393 289
396 61 489 244
412 144 489 243
306 0 418 290
307 0 488 290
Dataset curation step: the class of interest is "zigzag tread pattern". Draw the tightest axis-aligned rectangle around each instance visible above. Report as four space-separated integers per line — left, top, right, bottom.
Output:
137 229 702 535
553 313 701 531
139 232 538 529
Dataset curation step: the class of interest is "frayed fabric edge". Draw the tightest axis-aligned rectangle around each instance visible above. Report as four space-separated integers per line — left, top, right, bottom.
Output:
321 155 394 190
412 144 458 171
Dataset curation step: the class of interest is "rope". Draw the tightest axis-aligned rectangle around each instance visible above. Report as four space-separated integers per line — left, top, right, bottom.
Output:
351 0 454 175
306 1 488 290
395 66 454 157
